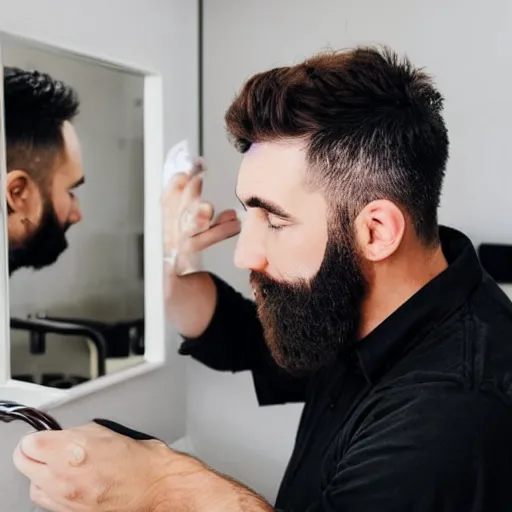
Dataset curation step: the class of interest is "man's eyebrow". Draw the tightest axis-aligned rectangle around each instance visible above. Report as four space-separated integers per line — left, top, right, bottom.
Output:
236 193 294 220
70 176 85 189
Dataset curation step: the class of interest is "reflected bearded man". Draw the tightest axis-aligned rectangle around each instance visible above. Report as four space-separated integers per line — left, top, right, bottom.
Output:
12 46 512 512
4 66 84 275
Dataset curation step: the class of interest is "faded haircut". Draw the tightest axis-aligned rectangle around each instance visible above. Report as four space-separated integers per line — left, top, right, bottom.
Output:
225 46 449 245
4 66 80 186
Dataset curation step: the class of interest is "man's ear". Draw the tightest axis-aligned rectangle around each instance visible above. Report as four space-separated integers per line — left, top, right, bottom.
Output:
354 199 405 262
6 170 43 221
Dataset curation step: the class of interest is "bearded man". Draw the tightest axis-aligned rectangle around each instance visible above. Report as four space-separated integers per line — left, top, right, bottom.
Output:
5 66 83 275
13 46 512 512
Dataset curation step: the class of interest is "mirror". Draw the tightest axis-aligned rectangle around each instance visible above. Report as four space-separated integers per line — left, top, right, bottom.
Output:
2 38 150 390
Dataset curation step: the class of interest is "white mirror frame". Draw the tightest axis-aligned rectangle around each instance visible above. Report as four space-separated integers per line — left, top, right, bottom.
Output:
0 32 166 408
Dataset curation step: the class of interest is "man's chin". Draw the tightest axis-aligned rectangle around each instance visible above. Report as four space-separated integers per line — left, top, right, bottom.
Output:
33 251 67 270
271 352 327 376
262 334 328 375
10 249 67 274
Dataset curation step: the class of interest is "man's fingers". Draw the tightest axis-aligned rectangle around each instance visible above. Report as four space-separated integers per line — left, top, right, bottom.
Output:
13 440 38 474
161 173 190 213
29 484 55 510
19 432 55 464
19 431 87 468
162 172 189 196
195 201 215 224
181 202 215 236
212 209 239 226
181 171 204 207
161 165 205 207
185 219 241 253
190 157 206 177
13 440 52 487
30 479 80 511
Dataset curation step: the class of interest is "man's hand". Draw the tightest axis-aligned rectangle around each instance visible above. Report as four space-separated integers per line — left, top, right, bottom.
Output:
12 422 173 511
161 160 241 276
13 422 273 512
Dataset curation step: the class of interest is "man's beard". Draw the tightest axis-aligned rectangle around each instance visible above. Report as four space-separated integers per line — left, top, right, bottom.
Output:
251 230 367 375
9 203 70 276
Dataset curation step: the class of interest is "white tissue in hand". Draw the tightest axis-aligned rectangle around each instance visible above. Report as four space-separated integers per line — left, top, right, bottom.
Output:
162 139 193 188
162 139 204 275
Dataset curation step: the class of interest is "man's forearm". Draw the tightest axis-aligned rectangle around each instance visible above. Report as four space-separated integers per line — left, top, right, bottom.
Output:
183 467 273 512
164 267 217 338
205 472 274 512
151 448 274 512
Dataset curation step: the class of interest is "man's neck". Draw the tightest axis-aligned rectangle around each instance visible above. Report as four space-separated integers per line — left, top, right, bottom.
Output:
358 243 448 340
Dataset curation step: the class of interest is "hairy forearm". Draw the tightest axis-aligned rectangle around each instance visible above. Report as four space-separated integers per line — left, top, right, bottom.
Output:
202 471 274 512
151 450 273 512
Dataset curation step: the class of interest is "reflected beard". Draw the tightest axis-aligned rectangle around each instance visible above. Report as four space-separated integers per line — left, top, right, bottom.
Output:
9 203 70 276
251 235 366 375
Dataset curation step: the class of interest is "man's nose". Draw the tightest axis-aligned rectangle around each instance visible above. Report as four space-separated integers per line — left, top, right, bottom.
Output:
233 222 267 272
68 205 82 224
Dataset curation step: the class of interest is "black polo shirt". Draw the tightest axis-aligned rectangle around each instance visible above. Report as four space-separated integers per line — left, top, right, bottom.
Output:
179 226 512 511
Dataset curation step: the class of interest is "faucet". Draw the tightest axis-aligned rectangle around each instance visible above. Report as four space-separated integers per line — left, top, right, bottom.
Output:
0 400 61 431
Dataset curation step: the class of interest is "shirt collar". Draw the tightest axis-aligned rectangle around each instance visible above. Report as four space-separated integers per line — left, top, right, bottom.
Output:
355 225 483 383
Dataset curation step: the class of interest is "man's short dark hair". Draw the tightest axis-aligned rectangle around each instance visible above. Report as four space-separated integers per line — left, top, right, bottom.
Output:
225 46 449 245
3 66 80 184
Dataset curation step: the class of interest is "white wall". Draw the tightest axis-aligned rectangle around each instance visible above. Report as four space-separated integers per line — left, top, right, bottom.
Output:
197 0 512 502
0 1 198 509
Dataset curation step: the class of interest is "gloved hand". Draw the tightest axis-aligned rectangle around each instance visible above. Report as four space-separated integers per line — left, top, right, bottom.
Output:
161 158 241 276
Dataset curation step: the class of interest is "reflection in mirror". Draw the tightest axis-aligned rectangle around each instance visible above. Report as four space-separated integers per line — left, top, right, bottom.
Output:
3 40 146 389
